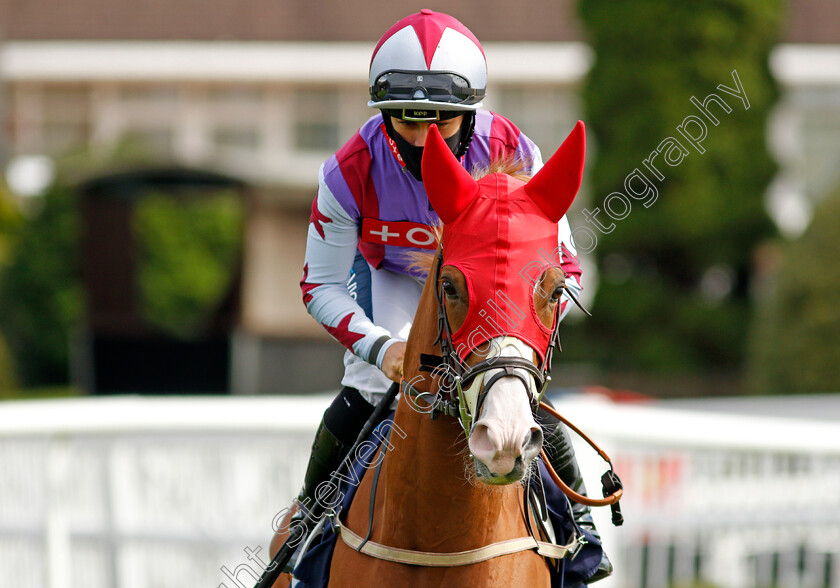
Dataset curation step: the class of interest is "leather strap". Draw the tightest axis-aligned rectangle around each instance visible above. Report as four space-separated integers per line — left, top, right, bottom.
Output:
338 523 579 567
400 379 624 508
538 400 624 508
401 378 459 419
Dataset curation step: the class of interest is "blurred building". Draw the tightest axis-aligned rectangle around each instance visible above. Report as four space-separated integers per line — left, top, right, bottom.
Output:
0 0 837 393
767 3 840 238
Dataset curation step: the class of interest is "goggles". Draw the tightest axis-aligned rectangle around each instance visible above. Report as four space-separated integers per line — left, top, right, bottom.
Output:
370 70 485 107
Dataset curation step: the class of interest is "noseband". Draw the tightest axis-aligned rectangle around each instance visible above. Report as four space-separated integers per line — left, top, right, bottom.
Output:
404 248 580 433
400 247 624 515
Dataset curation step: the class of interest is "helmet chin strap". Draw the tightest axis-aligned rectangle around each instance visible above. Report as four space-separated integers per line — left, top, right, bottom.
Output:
454 111 476 158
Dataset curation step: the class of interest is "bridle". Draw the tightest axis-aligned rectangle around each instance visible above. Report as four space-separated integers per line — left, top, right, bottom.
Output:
404 248 567 431
332 247 623 571
402 247 624 514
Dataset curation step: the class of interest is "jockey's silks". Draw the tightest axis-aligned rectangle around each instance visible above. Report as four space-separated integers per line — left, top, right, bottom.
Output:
422 122 586 363
299 109 583 387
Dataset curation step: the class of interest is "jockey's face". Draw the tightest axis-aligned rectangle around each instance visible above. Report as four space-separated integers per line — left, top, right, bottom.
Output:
390 116 464 147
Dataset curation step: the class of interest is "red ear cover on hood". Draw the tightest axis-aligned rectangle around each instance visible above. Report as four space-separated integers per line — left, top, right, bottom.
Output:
421 125 480 224
524 120 586 222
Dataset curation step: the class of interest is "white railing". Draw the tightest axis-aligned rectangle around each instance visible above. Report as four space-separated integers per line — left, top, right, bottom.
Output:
568 394 840 588
1 393 839 588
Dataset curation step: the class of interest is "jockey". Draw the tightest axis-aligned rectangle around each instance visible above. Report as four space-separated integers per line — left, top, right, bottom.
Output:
293 9 611 582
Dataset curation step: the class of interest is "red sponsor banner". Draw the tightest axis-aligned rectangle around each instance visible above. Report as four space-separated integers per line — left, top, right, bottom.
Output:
361 218 438 249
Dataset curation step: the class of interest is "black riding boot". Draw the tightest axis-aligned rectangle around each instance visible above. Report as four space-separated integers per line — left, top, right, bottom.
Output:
539 408 614 583
296 386 375 508
286 387 375 568
296 419 350 510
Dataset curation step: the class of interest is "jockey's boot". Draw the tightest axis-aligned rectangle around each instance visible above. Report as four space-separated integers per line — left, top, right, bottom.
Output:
285 387 375 568
541 412 614 583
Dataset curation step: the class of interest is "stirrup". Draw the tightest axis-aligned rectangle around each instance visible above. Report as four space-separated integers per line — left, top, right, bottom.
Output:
283 512 328 575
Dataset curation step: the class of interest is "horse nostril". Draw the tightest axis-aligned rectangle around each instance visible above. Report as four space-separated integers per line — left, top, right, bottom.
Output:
522 426 543 459
469 423 495 457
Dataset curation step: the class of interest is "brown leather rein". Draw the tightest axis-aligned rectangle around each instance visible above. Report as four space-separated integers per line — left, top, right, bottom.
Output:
402 378 624 513
427 248 623 519
538 400 623 508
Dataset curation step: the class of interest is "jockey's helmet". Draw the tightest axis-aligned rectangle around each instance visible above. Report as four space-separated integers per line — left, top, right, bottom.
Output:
368 9 487 115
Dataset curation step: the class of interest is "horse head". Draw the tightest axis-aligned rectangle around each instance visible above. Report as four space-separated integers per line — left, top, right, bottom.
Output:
421 121 585 485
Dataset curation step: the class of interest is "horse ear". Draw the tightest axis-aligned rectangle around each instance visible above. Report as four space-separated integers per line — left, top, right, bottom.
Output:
524 120 586 222
422 124 480 224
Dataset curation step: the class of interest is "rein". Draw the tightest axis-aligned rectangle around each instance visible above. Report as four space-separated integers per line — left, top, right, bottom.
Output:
337 246 624 570
402 377 624 512
410 248 624 514
538 401 623 517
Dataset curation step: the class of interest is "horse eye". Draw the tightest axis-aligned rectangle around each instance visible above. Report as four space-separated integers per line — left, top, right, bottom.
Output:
550 285 565 301
441 279 458 298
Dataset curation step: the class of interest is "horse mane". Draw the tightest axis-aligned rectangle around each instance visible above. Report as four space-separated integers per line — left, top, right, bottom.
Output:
470 155 532 184
404 224 443 277
405 156 534 277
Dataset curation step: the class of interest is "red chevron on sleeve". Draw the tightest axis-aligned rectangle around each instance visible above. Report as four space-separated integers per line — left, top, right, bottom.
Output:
310 196 333 240
324 313 365 349
300 263 322 305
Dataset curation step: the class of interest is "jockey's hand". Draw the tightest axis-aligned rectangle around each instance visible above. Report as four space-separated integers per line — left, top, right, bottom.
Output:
381 341 406 382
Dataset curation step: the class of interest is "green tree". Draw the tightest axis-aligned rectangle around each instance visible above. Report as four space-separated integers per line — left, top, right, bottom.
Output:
0 184 23 390
0 141 159 388
0 180 83 386
567 0 783 382
746 184 840 395
0 152 244 388
133 191 244 339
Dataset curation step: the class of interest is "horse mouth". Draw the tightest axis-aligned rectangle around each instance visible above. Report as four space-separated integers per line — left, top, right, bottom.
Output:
472 455 527 485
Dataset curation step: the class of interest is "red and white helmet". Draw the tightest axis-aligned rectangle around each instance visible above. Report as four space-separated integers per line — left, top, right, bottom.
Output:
368 9 487 113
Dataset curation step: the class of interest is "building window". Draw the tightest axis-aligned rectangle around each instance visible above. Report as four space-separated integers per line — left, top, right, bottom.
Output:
292 88 340 152
121 129 174 159
43 123 90 154
495 86 577 153
207 86 265 109
42 84 92 155
213 127 260 152
120 85 178 109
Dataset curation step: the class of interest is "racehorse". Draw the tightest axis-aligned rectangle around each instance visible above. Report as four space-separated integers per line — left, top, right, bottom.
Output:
271 120 589 587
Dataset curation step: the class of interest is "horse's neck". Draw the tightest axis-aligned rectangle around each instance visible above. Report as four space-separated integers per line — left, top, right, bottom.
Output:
373 260 527 550
378 400 526 547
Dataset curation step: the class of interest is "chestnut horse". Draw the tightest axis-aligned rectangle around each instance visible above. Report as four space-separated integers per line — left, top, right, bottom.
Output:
271 121 587 588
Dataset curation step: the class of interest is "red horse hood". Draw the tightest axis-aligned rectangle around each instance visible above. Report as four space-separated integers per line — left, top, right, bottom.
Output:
422 122 586 363
442 174 561 361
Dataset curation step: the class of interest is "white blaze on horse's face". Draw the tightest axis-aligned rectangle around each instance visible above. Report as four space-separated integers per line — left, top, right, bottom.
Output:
467 337 543 485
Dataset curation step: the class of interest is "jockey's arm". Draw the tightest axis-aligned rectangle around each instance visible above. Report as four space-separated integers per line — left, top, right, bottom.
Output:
300 165 399 372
